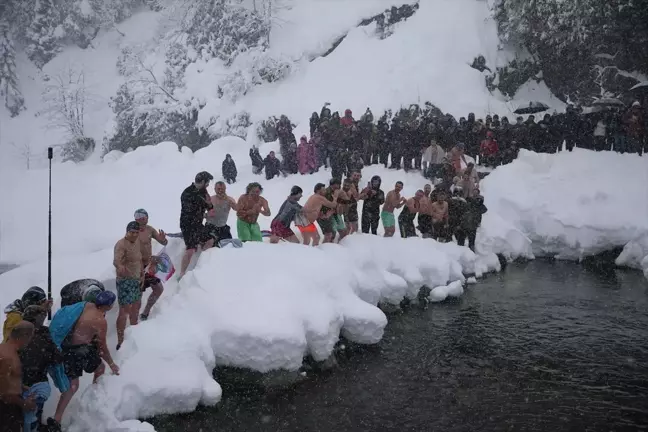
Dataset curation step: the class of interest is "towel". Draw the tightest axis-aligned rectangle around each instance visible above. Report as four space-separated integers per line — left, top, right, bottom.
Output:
22 381 51 432
48 302 87 392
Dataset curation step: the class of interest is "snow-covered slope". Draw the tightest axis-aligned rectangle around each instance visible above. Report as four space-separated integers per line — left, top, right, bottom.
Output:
1 0 562 172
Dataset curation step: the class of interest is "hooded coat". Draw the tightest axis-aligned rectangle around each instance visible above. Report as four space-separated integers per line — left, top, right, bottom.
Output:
222 155 237 181
297 137 317 174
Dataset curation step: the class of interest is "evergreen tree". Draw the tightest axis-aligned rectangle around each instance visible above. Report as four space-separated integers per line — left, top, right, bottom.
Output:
0 20 25 117
25 0 61 69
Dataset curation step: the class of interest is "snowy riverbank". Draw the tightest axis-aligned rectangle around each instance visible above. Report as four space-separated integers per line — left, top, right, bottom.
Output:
1 140 647 431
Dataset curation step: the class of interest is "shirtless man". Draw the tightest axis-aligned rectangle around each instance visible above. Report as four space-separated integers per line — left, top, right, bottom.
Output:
429 189 449 241
236 183 271 242
50 291 119 430
336 179 356 240
418 184 433 238
321 178 343 243
382 181 407 237
399 190 424 238
206 181 238 243
0 322 36 432
134 209 168 321
299 183 337 246
346 171 364 234
114 221 143 350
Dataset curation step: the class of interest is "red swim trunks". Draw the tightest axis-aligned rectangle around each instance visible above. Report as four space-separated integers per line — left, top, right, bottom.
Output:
297 223 317 234
270 219 295 239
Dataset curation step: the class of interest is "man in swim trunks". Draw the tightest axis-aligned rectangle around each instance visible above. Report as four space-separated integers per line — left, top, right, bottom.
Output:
418 184 433 238
206 181 238 244
134 209 168 321
113 221 143 350
429 189 450 241
50 291 118 431
345 171 364 234
236 182 271 242
179 171 215 278
382 181 407 237
399 189 424 238
319 178 342 243
270 186 303 244
300 183 338 246
0 322 36 432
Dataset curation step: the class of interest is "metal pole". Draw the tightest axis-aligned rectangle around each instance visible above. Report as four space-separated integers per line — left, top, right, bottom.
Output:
47 147 53 320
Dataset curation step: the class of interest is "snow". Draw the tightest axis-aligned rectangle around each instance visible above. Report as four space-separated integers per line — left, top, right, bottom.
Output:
0 0 565 172
0 134 527 431
2 0 644 430
483 149 648 262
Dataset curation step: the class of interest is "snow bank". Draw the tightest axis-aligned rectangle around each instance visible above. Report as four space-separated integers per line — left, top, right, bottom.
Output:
0 234 503 432
483 149 648 264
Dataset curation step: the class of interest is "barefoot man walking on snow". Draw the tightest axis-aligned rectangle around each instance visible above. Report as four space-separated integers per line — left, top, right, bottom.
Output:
113 221 143 350
49 291 118 431
299 183 338 246
134 209 168 321
382 181 407 237
179 172 215 279
236 183 271 242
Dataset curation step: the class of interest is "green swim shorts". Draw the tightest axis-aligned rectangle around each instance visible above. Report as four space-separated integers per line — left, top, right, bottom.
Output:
381 211 396 228
332 215 346 232
116 278 141 306
237 219 262 242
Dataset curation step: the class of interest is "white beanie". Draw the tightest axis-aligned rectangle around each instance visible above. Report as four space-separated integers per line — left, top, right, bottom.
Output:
632 101 641 107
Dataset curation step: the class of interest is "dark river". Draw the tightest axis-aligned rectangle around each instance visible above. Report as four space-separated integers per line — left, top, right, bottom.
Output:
152 260 648 432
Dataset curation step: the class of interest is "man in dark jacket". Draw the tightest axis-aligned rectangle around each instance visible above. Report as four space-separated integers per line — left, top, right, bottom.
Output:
222 154 237 184
361 175 385 235
21 306 62 432
179 171 214 278
264 151 281 180
456 194 487 252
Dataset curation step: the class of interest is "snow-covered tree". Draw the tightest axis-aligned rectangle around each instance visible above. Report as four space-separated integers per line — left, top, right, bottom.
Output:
40 67 91 138
25 0 62 69
0 20 26 117
184 0 269 65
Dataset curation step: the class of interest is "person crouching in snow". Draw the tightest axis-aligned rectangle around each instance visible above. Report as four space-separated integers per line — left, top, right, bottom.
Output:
250 147 264 175
134 209 168 321
222 154 237 184
270 186 304 244
264 151 281 180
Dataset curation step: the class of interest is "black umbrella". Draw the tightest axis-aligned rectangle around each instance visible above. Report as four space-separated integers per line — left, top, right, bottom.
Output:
591 97 624 107
513 101 550 115
629 81 648 92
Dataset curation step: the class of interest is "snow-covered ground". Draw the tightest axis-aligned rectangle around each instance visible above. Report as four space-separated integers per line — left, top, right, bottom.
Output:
483 149 648 266
0 135 525 431
1 0 644 430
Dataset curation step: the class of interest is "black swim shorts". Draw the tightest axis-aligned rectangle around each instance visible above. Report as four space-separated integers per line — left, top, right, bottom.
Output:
63 342 102 380
180 224 211 250
317 217 334 235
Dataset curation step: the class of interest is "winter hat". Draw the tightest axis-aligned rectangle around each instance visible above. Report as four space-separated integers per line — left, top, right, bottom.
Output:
21 286 46 308
22 305 47 324
300 135 307 142
126 221 140 232
134 209 148 220
632 101 641 107
95 291 116 307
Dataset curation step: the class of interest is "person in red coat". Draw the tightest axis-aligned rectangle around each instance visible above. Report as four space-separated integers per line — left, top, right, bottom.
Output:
340 109 355 127
479 130 499 167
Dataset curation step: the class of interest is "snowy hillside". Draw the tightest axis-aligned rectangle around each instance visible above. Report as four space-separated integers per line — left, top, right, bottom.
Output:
0 0 564 172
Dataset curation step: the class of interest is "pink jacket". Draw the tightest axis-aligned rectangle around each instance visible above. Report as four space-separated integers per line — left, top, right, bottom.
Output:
297 137 317 174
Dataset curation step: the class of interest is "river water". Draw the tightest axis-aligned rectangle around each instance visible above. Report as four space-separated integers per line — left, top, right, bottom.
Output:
151 261 648 431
